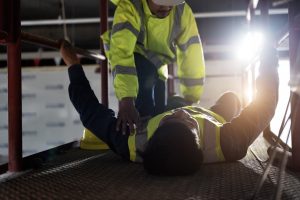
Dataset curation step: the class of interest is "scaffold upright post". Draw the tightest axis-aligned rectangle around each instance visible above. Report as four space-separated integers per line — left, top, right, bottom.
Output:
289 1 300 171
260 0 273 139
7 0 23 172
100 0 109 107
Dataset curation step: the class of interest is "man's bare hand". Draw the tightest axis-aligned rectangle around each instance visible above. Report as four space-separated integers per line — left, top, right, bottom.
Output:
59 40 80 66
116 97 139 135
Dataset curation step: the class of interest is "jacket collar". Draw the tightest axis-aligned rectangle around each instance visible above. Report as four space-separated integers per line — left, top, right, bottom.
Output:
141 0 175 19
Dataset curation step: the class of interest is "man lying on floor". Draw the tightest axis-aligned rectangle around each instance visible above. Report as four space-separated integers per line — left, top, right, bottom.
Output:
60 40 279 176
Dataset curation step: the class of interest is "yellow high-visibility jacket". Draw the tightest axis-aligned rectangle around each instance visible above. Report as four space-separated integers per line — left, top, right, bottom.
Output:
128 106 225 163
102 0 205 103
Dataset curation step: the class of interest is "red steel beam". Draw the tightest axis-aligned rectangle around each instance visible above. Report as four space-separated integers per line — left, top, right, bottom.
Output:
7 38 22 172
100 0 109 107
7 0 23 172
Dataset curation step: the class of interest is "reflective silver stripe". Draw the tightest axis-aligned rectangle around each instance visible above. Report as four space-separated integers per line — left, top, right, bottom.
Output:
202 120 219 163
184 107 223 127
143 49 164 68
169 4 185 54
111 22 139 38
134 131 148 162
178 35 200 51
137 46 175 67
113 65 137 77
132 116 150 162
130 0 144 44
184 107 212 118
180 77 204 87
131 0 143 16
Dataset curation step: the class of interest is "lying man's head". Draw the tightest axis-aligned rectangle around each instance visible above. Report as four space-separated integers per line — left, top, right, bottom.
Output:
142 109 203 176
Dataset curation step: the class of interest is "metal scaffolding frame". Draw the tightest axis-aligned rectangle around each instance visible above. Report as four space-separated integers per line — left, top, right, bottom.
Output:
21 31 105 61
0 0 109 172
288 0 300 170
246 0 300 171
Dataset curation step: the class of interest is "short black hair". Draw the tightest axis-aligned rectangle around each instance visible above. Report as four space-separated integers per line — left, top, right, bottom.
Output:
141 122 203 176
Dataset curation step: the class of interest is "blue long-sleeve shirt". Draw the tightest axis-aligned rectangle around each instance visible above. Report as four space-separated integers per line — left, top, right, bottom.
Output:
68 64 130 160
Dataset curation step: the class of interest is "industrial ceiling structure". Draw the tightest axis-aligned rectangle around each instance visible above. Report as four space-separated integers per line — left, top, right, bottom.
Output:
0 0 290 66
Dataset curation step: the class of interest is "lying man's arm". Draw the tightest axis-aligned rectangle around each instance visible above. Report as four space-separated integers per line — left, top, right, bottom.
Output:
220 44 279 161
60 41 130 160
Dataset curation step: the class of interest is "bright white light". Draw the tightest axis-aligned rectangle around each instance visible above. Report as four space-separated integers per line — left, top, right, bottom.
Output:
235 32 264 61
244 62 260 103
270 60 291 147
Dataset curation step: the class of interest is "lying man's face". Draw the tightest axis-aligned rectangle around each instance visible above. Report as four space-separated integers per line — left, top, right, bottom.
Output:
143 108 203 175
159 108 200 144
147 0 173 18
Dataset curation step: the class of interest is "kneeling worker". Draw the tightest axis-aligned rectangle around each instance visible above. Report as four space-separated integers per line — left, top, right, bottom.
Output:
61 40 278 176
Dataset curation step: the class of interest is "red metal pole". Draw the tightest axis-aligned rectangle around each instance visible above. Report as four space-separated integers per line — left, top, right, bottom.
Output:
100 0 108 107
7 0 22 172
260 0 272 139
289 1 300 171
7 38 22 172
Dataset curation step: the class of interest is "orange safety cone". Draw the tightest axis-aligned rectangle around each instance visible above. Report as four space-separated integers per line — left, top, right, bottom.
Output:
80 128 109 150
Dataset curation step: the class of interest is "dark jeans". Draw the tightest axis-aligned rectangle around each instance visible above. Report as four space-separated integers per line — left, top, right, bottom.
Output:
134 53 166 117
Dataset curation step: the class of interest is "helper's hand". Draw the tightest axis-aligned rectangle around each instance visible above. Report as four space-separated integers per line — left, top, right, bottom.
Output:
116 97 140 135
59 40 80 66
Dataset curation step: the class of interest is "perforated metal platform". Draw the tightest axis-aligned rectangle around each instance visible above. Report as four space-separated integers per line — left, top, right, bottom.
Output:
0 136 299 200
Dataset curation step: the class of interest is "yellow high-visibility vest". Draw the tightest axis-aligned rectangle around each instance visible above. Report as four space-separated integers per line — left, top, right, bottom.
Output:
101 0 205 103
128 106 226 163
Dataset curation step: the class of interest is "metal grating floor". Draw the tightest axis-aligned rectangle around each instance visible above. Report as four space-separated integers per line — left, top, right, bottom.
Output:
0 136 299 200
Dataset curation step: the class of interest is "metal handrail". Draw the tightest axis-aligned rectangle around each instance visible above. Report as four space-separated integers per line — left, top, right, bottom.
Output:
20 31 106 61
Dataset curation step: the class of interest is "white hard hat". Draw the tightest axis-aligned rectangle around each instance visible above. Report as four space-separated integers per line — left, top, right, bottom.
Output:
152 0 185 6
